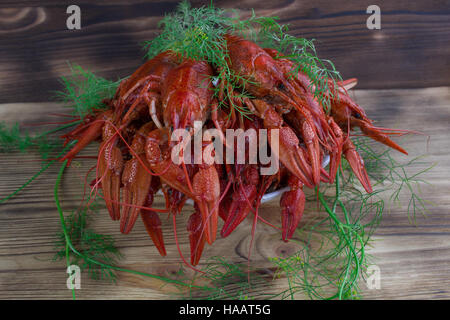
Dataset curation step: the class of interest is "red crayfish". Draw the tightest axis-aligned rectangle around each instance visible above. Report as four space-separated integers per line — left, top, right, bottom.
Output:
59 34 408 267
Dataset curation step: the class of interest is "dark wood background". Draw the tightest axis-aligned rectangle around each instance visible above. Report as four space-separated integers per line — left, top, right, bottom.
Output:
0 1 449 300
0 0 449 103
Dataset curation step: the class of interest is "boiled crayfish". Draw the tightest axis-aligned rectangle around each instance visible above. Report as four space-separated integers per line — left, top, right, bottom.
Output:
60 34 407 266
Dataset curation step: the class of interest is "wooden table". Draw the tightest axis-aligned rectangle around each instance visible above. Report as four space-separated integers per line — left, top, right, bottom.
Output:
1 87 449 299
0 0 449 300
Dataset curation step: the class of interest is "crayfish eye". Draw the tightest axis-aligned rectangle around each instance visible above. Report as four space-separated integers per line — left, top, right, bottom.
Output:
277 82 286 91
353 112 362 119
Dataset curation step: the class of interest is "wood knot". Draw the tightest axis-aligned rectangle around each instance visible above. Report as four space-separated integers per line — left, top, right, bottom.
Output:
274 241 301 258
0 7 46 34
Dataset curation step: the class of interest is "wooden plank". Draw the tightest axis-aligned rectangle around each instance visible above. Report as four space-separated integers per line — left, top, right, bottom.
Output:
0 1 449 103
0 87 448 299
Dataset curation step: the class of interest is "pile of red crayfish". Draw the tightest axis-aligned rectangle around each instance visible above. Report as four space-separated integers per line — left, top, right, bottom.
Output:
59 34 407 266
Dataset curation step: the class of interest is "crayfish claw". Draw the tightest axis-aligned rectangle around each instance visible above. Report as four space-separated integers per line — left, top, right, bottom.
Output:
221 184 256 237
120 157 152 234
192 164 221 245
187 207 207 266
98 142 123 221
141 209 166 256
327 117 344 183
280 176 305 242
320 166 331 183
273 127 314 188
301 121 321 186
343 137 373 193
221 165 259 237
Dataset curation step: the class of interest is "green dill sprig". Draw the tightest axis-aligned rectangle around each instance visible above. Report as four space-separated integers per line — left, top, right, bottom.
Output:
0 121 82 204
0 117 85 203
53 195 122 282
143 1 341 117
0 63 117 159
352 136 435 223
180 170 378 300
143 1 255 118
266 137 433 300
167 256 275 300
191 257 256 299
0 122 67 159
0 122 34 152
0 142 75 204
144 1 230 63
265 170 380 300
55 63 121 119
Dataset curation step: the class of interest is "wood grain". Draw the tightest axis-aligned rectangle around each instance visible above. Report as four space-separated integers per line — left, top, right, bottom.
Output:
0 87 449 299
0 0 449 103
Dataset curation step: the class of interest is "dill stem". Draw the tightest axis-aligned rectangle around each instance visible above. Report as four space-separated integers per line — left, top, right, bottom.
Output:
0 118 81 204
54 160 211 296
0 143 74 204
337 173 366 298
36 120 82 138
317 177 361 300
336 173 361 298
333 173 352 298
0 161 53 204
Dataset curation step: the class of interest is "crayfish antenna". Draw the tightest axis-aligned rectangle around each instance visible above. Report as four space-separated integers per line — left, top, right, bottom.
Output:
320 167 331 183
